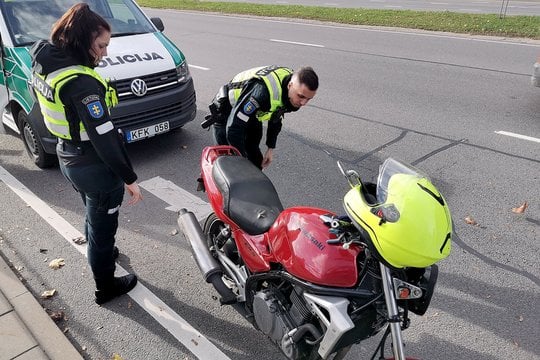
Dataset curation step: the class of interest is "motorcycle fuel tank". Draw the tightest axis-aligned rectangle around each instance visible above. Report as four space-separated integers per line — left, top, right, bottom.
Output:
269 207 361 287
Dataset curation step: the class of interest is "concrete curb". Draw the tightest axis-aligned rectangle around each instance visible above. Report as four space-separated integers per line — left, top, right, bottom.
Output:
0 255 83 360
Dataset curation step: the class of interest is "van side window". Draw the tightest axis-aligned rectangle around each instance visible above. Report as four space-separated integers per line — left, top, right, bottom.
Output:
5 1 63 45
3 3 20 35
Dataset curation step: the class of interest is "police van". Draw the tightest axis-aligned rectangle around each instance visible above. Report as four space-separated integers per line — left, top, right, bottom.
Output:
0 0 197 167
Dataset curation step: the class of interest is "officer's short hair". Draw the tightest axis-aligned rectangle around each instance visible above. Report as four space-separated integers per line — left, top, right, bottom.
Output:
294 67 319 91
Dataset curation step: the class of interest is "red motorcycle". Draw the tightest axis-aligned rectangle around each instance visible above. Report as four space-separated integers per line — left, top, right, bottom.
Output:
178 145 452 360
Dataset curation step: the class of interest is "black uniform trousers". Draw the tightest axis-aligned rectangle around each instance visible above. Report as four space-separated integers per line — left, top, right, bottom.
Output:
213 119 264 169
57 142 124 283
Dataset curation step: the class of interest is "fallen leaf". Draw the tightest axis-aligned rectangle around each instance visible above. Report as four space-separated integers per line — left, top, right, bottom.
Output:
72 236 87 245
49 311 65 322
170 228 178 236
464 216 478 226
41 289 57 298
112 354 124 360
49 258 65 269
511 202 528 214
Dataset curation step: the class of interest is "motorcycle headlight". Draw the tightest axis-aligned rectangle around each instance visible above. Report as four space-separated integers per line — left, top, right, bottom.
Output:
176 61 191 84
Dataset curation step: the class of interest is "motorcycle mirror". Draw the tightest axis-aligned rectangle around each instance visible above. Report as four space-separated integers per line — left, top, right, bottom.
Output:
337 161 361 188
337 160 346 177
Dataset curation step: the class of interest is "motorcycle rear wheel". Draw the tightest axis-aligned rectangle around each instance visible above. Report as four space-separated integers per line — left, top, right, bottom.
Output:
203 213 239 300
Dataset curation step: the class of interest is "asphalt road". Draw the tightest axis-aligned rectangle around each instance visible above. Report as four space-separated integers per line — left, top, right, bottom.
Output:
206 0 540 16
1 9 539 360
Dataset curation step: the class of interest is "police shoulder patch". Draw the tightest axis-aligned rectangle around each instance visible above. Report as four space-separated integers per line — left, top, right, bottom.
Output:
243 97 259 115
82 94 100 105
86 100 105 119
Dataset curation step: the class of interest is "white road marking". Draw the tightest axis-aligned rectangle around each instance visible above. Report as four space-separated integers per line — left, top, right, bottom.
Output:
189 64 210 71
494 131 540 143
139 176 211 219
270 38 325 47
0 165 229 360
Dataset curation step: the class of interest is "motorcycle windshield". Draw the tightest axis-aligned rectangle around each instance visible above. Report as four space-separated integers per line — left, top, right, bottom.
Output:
376 158 429 204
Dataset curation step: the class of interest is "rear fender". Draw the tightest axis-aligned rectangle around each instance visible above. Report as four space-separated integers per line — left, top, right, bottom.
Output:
200 145 241 226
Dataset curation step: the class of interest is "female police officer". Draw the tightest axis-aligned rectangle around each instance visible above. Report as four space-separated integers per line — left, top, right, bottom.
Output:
31 3 142 304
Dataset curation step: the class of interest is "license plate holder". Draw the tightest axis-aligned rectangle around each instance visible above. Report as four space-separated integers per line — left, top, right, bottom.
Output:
126 121 170 142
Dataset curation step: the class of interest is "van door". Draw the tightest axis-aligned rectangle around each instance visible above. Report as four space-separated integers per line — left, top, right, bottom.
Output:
0 36 9 116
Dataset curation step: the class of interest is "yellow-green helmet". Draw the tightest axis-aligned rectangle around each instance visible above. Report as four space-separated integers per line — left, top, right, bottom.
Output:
343 159 452 269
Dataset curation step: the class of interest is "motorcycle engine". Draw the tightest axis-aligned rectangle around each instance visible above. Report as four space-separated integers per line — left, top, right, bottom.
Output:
252 288 311 359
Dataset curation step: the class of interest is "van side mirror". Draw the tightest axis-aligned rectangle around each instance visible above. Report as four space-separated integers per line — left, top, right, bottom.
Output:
151 17 165 32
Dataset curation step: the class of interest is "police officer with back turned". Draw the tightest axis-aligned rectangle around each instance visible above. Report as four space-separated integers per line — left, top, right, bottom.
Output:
31 3 142 305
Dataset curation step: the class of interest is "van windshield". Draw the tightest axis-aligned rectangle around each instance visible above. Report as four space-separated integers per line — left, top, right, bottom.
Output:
0 0 157 46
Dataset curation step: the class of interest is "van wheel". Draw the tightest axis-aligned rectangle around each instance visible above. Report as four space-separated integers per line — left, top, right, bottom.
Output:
18 111 57 168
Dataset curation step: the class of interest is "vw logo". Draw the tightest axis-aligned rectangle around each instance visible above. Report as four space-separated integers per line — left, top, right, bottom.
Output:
131 78 148 97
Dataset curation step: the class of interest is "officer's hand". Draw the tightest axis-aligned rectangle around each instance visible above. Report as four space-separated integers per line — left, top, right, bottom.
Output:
126 182 143 205
261 148 274 170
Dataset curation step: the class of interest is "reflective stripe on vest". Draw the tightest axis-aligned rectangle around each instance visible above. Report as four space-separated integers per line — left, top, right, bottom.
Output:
32 65 118 140
228 66 292 122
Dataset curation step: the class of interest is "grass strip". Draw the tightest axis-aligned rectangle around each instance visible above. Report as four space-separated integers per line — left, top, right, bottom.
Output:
137 0 540 39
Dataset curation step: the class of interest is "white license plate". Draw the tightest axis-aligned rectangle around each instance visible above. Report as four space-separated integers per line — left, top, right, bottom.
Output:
126 121 169 142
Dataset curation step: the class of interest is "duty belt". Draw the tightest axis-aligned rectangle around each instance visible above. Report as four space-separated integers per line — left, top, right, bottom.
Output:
57 139 93 155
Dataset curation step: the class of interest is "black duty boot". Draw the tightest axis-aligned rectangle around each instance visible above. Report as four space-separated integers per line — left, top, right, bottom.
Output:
94 274 138 305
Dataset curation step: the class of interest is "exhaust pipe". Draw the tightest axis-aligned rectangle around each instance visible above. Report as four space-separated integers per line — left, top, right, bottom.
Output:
178 209 238 304
177 209 221 282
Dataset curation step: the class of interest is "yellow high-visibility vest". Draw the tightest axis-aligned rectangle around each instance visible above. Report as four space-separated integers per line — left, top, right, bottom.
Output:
32 65 118 140
228 66 292 122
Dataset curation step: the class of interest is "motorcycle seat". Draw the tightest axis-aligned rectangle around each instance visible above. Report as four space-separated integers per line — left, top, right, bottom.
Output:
212 155 284 235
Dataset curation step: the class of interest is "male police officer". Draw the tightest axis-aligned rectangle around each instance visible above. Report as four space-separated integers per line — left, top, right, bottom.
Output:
207 66 318 169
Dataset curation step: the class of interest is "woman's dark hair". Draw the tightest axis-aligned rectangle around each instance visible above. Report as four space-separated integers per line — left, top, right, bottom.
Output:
50 3 111 67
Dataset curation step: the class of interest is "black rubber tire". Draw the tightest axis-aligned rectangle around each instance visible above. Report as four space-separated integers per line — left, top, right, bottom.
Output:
18 111 57 168
203 213 224 249
202 213 237 300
